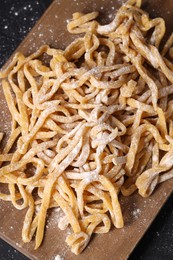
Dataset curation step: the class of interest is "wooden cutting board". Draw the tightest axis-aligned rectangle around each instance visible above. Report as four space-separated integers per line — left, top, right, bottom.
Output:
0 0 173 259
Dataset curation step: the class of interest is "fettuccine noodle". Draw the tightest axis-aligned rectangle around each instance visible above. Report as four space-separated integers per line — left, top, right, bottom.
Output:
1 0 173 255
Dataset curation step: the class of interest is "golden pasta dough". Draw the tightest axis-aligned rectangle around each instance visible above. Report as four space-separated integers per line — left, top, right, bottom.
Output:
1 0 173 255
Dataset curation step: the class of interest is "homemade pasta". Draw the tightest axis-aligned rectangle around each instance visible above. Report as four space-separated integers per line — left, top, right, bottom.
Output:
1 0 173 255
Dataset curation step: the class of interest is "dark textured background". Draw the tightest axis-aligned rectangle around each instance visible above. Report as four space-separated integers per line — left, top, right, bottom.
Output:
0 0 173 259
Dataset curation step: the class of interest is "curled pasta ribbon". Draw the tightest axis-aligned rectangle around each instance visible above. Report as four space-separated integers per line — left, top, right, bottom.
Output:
67 12 99 34
1 0 173 255
66 232 90 255
136 146 173 197
126 123 164 175
0 133 4 143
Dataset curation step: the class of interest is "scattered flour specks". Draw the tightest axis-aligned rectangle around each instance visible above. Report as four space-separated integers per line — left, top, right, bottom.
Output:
132 208 141 219
54 255 64 260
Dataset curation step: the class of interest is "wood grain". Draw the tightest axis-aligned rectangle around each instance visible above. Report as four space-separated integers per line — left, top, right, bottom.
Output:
0 1 173 259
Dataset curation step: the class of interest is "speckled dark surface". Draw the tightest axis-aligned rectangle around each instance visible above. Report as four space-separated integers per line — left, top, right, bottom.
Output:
0 0 173 259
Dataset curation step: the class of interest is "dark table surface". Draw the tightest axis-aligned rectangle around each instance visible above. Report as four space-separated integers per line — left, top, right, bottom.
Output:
0 0 173 259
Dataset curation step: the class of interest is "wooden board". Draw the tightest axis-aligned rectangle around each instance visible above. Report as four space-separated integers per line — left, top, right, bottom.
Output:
0 0 173 259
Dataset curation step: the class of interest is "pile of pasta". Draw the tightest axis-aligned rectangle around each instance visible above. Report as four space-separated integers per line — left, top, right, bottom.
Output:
1 0 173 255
